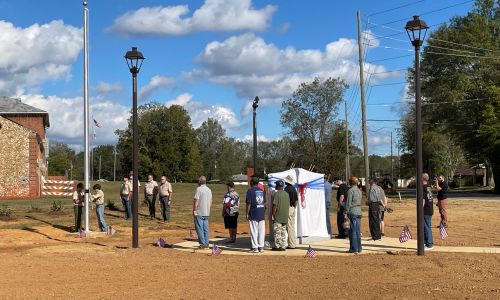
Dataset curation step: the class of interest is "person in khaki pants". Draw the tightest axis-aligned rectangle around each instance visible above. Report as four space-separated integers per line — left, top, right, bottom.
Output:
435 175 449 227
284 175 298 249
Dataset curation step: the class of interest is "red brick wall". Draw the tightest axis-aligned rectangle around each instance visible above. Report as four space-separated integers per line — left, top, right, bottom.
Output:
6 115 46 140
29 133 40 198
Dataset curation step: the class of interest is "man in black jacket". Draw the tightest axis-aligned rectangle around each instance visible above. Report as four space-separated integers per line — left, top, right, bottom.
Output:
423 173 434 251
334 176 349 238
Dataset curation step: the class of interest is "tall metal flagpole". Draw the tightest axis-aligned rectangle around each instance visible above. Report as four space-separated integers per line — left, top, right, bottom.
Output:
83 1 90 232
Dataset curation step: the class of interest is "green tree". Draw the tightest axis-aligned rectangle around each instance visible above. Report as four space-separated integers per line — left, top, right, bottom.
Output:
48 142 75 177
91 144 119 181
280 77 349 173
196 118 247 181
400 0 500 191
116 103 202 182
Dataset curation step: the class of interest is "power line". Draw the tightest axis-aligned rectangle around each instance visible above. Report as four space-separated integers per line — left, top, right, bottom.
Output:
425 51 500 59
367 0 426 17
369 0 473 28
368 98 490 107
374 44 500 59
367 54 413 63
369 81 407 87
429 37 500 53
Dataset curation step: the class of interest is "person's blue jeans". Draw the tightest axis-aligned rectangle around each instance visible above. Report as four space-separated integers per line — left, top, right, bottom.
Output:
96 204 107 232
337 205 347 237
348 213 362 253
121 196 132 219
194 216 210 247
325 203 332 235
424 214 433 247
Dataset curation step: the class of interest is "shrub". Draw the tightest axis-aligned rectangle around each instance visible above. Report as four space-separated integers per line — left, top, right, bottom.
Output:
106 198 118 211
50 200 63 212
0 205 13 218
449 178 463 189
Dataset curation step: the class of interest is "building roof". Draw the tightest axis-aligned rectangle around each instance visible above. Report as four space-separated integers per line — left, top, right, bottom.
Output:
0 97 49 127
231 174 248 182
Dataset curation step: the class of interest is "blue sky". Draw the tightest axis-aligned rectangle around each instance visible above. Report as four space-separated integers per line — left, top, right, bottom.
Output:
0 0 474 154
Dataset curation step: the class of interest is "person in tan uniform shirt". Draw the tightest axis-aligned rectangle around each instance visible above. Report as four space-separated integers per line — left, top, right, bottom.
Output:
144 175 159 219
159 176 173 222
91 184 107 232
120 176 132 220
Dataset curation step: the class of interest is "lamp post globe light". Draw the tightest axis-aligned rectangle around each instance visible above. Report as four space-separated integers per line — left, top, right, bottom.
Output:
124 47 145 248
252 96 259 178
405 16 428 256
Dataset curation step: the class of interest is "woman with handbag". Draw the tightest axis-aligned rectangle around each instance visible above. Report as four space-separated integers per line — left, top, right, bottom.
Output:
344 177 363 254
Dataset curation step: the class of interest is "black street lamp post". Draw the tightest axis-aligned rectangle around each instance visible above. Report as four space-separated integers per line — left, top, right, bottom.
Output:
405 16 428 256
252 96 259 178
124 47 145 248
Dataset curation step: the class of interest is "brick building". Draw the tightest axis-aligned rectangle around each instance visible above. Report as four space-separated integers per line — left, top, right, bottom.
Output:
0 97 50 199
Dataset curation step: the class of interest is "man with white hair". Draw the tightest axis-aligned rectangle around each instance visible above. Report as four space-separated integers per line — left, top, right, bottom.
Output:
193 176 212 249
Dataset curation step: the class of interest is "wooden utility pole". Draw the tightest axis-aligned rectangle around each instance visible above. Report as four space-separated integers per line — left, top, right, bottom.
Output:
345 99 350 180
357 11 370 188
113 145 117 182
390 131 394 184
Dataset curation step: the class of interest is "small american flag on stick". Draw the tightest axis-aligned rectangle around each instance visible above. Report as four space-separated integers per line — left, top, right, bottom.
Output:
399 225 412 243
107 226 116 235
305 245 318 258
439 223 448 239
157 237 166 248
212 244 223 256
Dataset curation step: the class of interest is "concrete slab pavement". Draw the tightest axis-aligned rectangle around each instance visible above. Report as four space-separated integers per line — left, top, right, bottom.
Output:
172 236 500 256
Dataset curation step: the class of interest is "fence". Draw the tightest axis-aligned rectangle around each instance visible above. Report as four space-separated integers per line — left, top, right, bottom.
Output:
41 176 75 197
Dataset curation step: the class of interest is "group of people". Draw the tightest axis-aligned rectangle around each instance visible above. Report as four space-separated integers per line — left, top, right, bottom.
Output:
72 183 107 232
119 172 173 222
331 176 388 254
193 175 300 253
72 170 449 254
72 171 174 233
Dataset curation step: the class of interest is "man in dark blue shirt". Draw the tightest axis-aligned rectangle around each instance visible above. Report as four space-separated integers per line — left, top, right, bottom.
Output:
246 177 266 253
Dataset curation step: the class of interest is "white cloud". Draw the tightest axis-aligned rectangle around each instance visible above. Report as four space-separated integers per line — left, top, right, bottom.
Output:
188 32 394 115
91 81 123 94
21 94 129 147
0 19 82 95
108 0 276 36
239 134 277 143
138 75 175 101
165 93 239 129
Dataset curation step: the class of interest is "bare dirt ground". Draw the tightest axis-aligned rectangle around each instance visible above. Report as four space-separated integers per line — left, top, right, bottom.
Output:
1 198 500 299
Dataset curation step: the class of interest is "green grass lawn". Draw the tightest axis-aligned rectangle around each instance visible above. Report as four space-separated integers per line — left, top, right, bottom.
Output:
0 182 250 232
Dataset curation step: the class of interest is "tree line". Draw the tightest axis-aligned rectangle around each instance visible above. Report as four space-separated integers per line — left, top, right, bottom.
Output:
49 77 402 182
398 0 499 192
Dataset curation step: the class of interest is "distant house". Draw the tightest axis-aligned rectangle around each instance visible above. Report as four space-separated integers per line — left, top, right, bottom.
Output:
0 97 49 199
456 164 487 186
231 174 248 185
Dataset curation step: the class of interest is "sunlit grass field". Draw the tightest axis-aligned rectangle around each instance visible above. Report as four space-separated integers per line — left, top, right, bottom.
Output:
0 181 250 232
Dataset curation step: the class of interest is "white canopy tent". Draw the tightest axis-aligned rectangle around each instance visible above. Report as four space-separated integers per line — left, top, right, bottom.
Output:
268 168 329 244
